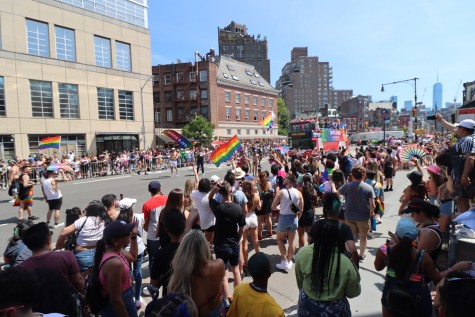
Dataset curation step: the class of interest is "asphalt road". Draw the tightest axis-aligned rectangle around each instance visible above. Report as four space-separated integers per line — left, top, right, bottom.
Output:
0 155 416 317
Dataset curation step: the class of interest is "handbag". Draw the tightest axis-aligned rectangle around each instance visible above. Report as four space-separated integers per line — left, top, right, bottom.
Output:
64 217 88 251
285 188 300 213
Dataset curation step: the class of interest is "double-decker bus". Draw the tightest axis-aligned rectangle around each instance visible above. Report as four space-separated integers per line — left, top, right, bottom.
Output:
288 120 317 149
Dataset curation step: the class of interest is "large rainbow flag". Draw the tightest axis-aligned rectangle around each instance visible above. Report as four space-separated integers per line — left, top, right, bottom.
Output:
259 111 276 130
210 135 242 167
39 136 61 150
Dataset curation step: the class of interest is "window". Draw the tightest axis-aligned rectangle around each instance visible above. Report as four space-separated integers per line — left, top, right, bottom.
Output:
245 70 253 76
232 75 239 81
245 109 250 121
235 92 241 103
116 41 131 71
164 74 171 85
154 93 160 104
176 90 184 100
253 96 258 106
226 107 231 120
223 73 228 79
155 109 161 123
246 129 250 135
201 106 208 118
55 26 75 61
30 80 53 117
236 108 241 120
258 82 265 87
165 91 172 101
225 91 231 102
227 129 232 135
254 129 258 135
263 129 266 135
97 88 114 119
0 77 5 116
190 89 197 99
262 97 266 107
245 94 250 105
58 83 79 118
262 111 267 120
199 70 208 82
250 79 257 85
269 98 273 108
176 72 183 83
26 19 49 57
237 129 241 135
118 90 133 120
166 109 173 122
201 89 208 100
189 72 196 82
254 110 258 121
94 36 111 68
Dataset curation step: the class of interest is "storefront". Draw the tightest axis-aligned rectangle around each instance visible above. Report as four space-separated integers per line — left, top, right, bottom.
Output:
28 135 86 157
0 135 15 160
96 133 139 154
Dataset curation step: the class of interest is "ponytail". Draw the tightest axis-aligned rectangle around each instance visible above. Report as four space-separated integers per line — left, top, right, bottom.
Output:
389 237 415 279
92 238 107 284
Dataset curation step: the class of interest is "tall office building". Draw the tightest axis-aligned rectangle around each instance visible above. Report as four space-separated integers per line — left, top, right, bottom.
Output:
404 100 413 111
0 0 153 158
433 82 443 110
218 21 271 83
275 47 352 118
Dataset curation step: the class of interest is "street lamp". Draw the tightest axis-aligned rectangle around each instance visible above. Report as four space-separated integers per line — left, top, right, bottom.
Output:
381 77 419 141
140 75 156 150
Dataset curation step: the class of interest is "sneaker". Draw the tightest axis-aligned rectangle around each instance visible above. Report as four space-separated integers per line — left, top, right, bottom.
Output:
456 227 475 239
142 287 151 296
9 199 15 203
276 259 289 270
358 255 366 262
286 260 293 270
47 223 54 229
54 222 64 228
28 216 39 221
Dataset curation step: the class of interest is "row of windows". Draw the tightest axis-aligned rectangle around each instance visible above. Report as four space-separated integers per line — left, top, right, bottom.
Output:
161 71 206 85
224 91 273 107
224 107 269 122
226 128 273 136
26 19 131 71
222 45 262 51
0 77 134 120
159 106 209 122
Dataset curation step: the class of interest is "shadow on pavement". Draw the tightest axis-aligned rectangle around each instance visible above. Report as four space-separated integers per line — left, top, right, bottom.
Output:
0 217 20 225
283 304 298 317
258 237 278 249
359 265 386 279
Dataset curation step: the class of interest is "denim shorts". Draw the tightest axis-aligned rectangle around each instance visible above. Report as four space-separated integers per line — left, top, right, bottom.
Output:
277 214 298 233
75 249 96 272
439 200 454 216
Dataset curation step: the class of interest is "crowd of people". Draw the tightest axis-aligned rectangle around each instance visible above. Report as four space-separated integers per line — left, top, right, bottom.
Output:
2 115 475 316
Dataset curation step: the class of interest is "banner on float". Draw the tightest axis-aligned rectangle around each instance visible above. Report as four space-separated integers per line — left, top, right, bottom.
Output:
319 128 348 142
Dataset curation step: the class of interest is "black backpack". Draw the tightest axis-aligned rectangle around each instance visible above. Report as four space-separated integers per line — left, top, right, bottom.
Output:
386 248 425 317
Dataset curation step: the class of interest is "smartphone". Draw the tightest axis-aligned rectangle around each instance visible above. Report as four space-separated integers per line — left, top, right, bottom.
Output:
388 231 395 239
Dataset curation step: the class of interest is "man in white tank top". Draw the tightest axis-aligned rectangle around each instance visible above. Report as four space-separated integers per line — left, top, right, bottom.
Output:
41 170 65 228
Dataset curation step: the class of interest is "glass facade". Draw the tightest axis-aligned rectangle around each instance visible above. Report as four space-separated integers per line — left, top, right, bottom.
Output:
55 26 76 61
97 88 114 119
118 90 133 120
26 19 50 57
0 135 15 160
94 36 111 68
115 41 131 71
59 83 80 118
29 135 86 156
55 0 148 28
0 77 5 116
96 134 138 153
30 80 53 117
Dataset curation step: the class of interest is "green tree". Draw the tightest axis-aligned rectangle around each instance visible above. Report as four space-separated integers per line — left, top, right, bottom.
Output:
277 97 289 135
182 115 215 145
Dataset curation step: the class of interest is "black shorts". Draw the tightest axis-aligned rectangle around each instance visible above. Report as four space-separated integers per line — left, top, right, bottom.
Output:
298 209 315 227
214 244 240 269
47 197 63 210
384 168 394 179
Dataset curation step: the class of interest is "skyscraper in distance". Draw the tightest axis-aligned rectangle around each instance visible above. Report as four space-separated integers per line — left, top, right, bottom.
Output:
404 100 413 111
433 82 443 111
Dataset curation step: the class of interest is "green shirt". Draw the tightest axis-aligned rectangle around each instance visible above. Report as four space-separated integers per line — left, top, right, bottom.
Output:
295 244 361 301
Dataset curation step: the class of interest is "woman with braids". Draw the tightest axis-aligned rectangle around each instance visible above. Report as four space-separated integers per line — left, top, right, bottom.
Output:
93 220 139 317
297 174 317 248
295 219 361 316
374 218 472 317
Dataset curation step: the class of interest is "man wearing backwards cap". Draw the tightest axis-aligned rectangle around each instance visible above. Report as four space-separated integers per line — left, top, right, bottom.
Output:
435 114 475 213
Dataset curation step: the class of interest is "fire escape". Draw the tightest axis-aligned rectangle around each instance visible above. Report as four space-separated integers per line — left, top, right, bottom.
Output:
172 63 200 127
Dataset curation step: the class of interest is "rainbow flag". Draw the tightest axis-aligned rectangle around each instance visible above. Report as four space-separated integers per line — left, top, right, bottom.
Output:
259 111 276 130
162 130 192 148
210 135 242 167
39 136 61 150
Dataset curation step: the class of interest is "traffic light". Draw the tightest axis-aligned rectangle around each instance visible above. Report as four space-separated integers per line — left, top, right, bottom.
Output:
412 107 417 117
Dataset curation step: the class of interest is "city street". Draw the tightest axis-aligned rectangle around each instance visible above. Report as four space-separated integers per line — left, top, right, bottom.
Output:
0 160 413 317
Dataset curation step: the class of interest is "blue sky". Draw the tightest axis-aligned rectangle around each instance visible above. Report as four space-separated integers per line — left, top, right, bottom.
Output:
148 0 474 110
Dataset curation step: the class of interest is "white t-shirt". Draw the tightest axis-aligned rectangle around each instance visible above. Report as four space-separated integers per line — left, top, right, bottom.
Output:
191 190 216 230
125 214 145 254
74 216 105 247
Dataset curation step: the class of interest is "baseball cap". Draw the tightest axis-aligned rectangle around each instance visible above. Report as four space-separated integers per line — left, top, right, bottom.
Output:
119 198 137 210
395 218 419 241
424 164 441 175
210 175 220 183
103 220 134 241
407 171 423 184
148 181 161 191
457 119 475 130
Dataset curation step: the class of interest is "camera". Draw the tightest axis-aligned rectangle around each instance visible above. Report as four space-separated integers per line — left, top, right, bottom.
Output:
427 115 436 120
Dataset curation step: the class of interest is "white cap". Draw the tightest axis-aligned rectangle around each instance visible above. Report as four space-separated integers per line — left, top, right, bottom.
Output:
210 175 220 183
458 119 475 130
119 198 137 210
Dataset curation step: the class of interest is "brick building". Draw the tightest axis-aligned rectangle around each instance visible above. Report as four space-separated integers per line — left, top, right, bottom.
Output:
153 51 279 142
340 95 370 133
218 21 271 83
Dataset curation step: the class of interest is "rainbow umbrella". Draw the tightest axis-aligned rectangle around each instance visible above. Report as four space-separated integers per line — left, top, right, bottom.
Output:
47 163 73 172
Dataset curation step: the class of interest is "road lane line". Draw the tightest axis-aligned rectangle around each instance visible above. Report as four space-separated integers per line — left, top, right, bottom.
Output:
73 175 131 184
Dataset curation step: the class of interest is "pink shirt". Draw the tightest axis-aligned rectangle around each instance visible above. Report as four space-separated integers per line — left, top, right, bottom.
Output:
99 253 132 294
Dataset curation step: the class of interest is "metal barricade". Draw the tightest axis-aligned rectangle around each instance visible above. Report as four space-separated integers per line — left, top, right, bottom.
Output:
0 168 8 190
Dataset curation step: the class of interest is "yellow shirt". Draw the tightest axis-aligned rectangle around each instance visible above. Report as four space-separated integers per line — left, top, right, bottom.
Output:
227 283 285 317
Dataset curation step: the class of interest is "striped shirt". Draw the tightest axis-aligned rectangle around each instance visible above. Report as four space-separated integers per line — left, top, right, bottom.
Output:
454 135 475 155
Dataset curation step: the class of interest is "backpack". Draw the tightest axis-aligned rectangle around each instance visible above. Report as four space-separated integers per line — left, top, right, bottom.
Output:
386 248 425 317
341 156 353 176
86 256 118 314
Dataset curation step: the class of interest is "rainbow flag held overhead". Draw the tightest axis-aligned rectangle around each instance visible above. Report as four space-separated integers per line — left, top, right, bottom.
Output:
39 136 61 150
210 135 242 167
259 111 276 130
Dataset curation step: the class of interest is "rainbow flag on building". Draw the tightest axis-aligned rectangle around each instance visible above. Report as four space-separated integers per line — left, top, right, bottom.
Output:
259 111 276 130
210 135 242 167
39 136 61 150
